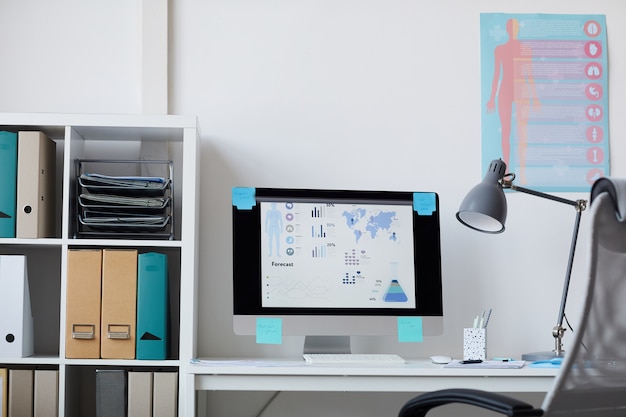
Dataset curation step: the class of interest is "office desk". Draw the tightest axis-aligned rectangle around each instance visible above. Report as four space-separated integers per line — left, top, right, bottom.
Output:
187 359 558 393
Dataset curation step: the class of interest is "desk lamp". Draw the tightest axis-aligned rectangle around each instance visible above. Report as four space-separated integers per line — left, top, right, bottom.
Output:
456 159 587 361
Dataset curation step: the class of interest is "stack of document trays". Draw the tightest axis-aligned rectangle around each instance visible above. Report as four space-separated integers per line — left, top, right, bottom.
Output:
75 159 174 239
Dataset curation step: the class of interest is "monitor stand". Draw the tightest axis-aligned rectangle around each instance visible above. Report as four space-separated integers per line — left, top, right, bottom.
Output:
303 336 351 354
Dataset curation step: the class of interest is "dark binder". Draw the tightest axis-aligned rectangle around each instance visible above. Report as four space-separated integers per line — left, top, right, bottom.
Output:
95 369 127 417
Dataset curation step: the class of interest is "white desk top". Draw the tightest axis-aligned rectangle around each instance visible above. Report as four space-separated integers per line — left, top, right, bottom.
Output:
188 358 558 393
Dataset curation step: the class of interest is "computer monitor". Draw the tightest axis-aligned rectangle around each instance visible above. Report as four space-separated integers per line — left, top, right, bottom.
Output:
232 187 443 353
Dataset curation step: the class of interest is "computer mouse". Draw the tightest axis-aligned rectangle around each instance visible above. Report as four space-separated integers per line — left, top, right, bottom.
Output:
430 355 453 364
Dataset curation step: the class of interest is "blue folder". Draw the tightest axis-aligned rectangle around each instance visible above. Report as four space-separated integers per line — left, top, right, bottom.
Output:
0 131 17 237
136 252 168 360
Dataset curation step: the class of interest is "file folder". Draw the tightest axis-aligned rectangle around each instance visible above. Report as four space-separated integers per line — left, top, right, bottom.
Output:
0 255 34 358
128 371 152 417
16 131 57 238
95 369 127 417
34 369 59 417
0 131 18 238
0 368 7 417
8 369 33 417
100 249 138 359
136 252 168 360
152 372 178 417
65 249 102 359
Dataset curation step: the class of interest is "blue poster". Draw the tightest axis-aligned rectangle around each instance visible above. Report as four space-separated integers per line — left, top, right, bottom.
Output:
481 14 608 191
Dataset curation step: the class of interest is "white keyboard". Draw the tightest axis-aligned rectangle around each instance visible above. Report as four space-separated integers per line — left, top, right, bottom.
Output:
303 353 406 365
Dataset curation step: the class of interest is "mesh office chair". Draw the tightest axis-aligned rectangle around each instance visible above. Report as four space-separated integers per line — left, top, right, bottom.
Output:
399 177 626 417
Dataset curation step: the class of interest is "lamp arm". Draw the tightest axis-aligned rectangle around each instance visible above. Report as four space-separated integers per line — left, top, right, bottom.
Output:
557 208 582 328
506 180 588 355
507 183 580 208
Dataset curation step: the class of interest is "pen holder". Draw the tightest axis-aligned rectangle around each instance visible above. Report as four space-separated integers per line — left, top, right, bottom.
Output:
463 328 486 361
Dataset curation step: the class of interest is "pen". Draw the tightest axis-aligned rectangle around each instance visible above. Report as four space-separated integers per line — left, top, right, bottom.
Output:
483 308 492 329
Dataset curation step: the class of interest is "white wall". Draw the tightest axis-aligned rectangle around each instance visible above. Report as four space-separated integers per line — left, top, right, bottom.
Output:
170 0 626 358
0 0 142 114
2 1 626 416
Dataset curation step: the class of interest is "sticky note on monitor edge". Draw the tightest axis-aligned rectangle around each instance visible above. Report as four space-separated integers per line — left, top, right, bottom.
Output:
256 317 283 344
413 192 436 216
232 187 256 210
398 316 423 343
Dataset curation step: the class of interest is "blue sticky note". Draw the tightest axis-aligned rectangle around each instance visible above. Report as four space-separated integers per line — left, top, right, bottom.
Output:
232 187 256 210
256 318 283 344
398 317 423 342
413 192 436 216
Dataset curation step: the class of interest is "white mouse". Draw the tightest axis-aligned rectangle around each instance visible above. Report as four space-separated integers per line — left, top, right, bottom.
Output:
430 355 452 364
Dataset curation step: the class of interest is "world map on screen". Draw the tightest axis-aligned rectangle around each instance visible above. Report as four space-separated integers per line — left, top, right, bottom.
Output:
341 208 398 243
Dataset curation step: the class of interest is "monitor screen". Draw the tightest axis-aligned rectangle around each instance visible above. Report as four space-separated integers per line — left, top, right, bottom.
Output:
232 187 443 351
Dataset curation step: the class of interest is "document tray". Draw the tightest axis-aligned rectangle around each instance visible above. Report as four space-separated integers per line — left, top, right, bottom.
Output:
79 173 170 197
74 159 174 239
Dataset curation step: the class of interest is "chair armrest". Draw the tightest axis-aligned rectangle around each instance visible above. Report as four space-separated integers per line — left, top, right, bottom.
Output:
398 389 543 417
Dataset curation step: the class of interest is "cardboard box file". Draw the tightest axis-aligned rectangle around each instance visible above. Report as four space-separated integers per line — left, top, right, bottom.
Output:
34 369 59 417
153 372 178 417
100 249 138 359
0 368 7 417
8 369 33 417
128 371 153 417
65 249 102 359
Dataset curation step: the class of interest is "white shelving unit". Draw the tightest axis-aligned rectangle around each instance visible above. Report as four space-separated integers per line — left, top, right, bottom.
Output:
0 113 199 417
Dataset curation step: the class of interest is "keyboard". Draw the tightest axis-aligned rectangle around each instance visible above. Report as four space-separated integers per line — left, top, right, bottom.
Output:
303 353 406 365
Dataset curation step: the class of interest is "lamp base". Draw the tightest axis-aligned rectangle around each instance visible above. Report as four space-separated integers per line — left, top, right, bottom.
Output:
521 350 565 362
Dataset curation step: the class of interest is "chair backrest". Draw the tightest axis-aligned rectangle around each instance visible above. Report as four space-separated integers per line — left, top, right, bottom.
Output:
542 177 626 417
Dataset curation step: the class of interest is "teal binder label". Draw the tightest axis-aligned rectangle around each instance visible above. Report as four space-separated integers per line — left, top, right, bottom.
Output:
397 316 423 342
232 187 256 210
413 192 436 216
256 318 283 344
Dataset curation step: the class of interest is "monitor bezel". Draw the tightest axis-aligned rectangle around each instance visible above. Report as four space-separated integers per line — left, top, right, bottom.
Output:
232 187 443 328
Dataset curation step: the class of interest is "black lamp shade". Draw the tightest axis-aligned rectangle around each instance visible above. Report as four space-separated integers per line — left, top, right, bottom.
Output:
456 159 508 233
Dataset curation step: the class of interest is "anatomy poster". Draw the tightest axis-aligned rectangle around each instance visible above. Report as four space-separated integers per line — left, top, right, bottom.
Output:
480 14 608 191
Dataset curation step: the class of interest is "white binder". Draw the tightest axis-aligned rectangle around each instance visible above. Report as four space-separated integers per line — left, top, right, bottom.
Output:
0 255 34 358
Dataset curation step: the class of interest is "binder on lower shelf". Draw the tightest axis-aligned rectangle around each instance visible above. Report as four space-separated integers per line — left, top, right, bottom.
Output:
34 370 59 417
153 372 178 417
0 368 7 417
8 369 33 417
100 249 138 359
95 369 127 417
136 252 169 360
0 131 18 238
65 249 103 359
0 255 34 358
128 371 152 417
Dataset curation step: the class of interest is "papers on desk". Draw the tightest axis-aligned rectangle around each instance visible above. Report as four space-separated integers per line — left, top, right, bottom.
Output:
190 358 307 367
444 360 526 369
528 358 563 368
